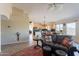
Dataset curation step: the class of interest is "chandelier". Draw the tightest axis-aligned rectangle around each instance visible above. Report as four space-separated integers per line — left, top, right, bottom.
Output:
42 16 47 27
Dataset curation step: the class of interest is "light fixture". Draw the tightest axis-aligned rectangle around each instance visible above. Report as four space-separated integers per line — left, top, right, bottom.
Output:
8 26 11 28
48 3 64 11
63 23 66 26
29 21 32 23
42 16 47 27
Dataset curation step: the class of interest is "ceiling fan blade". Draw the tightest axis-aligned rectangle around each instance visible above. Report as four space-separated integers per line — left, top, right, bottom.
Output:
48 3 64 10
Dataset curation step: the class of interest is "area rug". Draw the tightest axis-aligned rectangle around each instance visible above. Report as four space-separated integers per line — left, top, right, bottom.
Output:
12 46 43 56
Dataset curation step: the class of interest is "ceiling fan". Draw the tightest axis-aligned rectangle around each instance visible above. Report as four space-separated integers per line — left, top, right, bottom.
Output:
48 3 64 10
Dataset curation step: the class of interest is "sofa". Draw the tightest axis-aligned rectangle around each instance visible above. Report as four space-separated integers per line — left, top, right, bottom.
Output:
41 35 73 56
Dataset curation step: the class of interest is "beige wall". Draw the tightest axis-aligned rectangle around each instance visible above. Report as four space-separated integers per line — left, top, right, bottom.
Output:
0 4 12 51
1 7 29 45
0 3 12 19
0 15 1 52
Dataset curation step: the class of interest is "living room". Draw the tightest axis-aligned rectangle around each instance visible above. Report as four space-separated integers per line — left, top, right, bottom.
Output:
0 3 79 56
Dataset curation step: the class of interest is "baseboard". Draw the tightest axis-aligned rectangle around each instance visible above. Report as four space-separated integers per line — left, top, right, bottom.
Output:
1 41 29 46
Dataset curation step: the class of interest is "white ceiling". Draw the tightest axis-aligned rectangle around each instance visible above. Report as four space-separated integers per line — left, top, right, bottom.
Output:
13 3 79 23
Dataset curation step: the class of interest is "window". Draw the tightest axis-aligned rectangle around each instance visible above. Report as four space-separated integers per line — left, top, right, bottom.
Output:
60 24 63 30
56 24 63 32
56 24 60 32
66 22 76 36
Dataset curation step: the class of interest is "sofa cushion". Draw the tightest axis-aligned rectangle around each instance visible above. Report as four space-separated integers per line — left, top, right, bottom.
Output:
51 35 72 43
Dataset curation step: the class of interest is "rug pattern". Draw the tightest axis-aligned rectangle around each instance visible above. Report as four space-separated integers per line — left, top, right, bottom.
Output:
12 46 43 56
